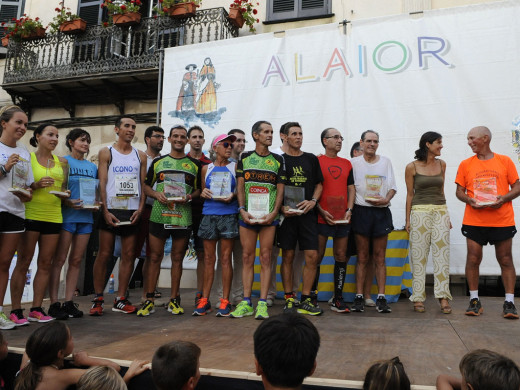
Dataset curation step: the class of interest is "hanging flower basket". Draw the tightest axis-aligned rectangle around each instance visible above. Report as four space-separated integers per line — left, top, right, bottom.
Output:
59 18 87 35
228 7 245 28
165 2 198 18
1 36 9 47
21 27 46 41
112 12 142 26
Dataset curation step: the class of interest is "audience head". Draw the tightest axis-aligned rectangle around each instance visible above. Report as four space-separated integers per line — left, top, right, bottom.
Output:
254 314 320 389
152 341 201 390
77 366 126 390
115 115 134 129
361 129 379 141
228 128 246 155
350 141 363 158
459 349 520 390
144 125 165 147
363 356 410 390
414 131 442 161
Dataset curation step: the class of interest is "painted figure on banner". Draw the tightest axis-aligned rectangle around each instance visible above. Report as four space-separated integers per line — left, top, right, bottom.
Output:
196 58 217 114
176 64 197 112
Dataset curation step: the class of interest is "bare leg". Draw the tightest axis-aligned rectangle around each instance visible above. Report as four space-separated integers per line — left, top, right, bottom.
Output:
10 231 39 310
465 238 483 291
281 249 295 294
64 234 91 302
145 233 166 301
495 238 515 294
0 233 22 306
240 226 258 298
355 234 370 295
170 236 189 299
258 227 276 300
50 230 73 303
301 250 318 296
32 234 60 308
372 235 388 295
116 233 137 298
93 229 116 294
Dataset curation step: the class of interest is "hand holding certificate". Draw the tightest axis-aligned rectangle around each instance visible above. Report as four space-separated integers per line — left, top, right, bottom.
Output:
247 188 270 223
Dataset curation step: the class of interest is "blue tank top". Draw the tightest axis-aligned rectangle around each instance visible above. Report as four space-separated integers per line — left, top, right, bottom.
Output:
62 155 98 224
202 163 238 215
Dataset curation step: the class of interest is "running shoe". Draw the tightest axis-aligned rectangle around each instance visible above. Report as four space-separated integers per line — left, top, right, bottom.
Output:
255 301 269 320
216 299 232 317
310 292 319 307
465 298 483 316
376 297 392 313
137 300 155 317
230 300 254 318
89 297 104 316
365 298 376 307
168 297 184 315
0 312 15 330
9 309 29 326
48 302 69 320
112 298 137 314
330 297 350 313
62 301 83 318
503 301 519 319
297 298 323 316
351 295 365 312
193 298 212 316
194 291 202 306
283 297 297 314
28 307 54 323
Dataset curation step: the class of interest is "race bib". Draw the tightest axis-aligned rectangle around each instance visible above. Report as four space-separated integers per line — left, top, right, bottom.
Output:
115 174 138 197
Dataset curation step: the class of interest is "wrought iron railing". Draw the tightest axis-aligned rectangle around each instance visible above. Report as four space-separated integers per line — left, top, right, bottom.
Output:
3 7 238 84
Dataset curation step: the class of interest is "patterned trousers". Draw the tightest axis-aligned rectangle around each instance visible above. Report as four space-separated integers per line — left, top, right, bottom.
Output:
409 205 452 302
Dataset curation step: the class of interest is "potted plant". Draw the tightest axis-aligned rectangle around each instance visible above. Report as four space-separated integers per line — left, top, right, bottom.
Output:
154 0 201 18
49 2 87 35
228 0 259 33
101 0 142 26
1 15 46 46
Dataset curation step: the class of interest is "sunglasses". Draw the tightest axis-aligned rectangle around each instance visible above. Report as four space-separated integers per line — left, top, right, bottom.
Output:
219 142 234 148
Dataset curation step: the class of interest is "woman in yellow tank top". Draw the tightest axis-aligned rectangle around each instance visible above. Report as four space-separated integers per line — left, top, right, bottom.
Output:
9 124 70 325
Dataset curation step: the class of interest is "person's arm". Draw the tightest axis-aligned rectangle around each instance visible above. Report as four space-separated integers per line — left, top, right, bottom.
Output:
200 164 212 200
73 351 120 371
345 183 355 223
98 148 119 226
130 150 147 224
297 182 322 215
264 182 284 224
491 179 520 209
455 183 483 209
237 176 253 224
122 360 150 384
436 374 462 390
404 163 415 233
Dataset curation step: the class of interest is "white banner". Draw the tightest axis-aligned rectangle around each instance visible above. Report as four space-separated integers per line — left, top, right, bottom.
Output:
162 0 520 275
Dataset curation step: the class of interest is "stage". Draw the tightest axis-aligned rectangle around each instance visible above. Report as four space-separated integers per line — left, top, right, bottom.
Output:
5 289 520 389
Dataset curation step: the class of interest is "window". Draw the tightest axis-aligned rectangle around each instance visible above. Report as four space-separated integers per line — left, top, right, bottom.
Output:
266 0 332 22
0 0 24 24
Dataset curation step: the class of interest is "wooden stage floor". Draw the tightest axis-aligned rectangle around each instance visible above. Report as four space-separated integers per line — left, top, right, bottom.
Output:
5 289 520 388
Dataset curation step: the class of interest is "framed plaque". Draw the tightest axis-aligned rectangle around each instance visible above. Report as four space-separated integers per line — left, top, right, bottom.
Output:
284 186 304 214
163 173 186 201
248 190 270 222
79 178 100 209
47 159 70 197
209 171 232 199
365 175 384 201
326 195 349 224
473 177 498 205
8 158 31 196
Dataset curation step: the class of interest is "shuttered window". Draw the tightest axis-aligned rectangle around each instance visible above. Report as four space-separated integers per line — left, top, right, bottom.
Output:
78 0 103 26
0 0 24 24
267 0 331 22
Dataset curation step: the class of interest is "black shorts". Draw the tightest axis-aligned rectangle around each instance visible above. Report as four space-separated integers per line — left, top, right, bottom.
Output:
277 213 318 251
149 221 191 240
462 225 517 246
98 209 139 237
345 229 357 257
0 212 25 233
317 223 351 239
25 219 62 235
351 205 393 238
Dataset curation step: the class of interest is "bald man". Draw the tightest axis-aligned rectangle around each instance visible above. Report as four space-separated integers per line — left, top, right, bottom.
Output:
455 126 520 319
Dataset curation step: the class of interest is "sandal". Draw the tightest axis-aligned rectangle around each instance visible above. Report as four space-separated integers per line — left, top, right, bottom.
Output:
439 298 452 314
413 302 425 313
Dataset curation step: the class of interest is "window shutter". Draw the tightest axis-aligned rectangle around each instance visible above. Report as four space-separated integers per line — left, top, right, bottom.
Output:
267 0 331 22
78 0 103 26
270 0 297 20
299 0 330 18
0 0 24 24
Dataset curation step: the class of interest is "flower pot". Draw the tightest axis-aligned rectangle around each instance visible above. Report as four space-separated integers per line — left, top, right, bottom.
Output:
165 2 197 18
1 36 9 47
21 27 46 41
59 18 87 35
113 12 142 26
228 7 245 28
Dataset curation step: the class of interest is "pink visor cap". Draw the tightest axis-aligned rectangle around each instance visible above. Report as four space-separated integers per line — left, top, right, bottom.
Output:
212 134 237 148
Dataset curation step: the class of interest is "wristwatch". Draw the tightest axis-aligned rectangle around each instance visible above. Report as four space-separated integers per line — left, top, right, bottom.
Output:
311 198 318 203
346 208 353 212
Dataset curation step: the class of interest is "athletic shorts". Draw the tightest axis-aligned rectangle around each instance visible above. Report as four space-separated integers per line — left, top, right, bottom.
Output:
62 222 93 235
351 205 393 238
198 214 239 240
0 212 25 233
98 209 139 237
277 213 318 250
192 215 204 251
25 219 62 235
461 225 517 246
149 221 191 240
317 222 351 239
239 219 279 232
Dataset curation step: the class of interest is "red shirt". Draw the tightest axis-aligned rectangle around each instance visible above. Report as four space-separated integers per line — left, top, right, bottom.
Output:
318 155 354 224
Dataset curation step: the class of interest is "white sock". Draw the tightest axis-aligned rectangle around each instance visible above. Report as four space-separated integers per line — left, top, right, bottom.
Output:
469 290 479 300
0 306 3 312
377 294 385 299
505 293 514 303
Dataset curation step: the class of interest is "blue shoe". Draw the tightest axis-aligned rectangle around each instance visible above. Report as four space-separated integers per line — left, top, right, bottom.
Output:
216 299 232 317
193 297 211 316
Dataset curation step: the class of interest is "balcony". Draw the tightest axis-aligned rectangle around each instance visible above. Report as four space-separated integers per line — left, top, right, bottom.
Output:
2 7 238 116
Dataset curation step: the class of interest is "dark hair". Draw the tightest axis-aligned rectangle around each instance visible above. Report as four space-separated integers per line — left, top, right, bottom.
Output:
152 341 201 390
460 350 520 390
414 131 442 161
361 130 379 141
0 105 26 137
320 127 335 147
350 142 361 158
188 125 204 138
15 322 70 390
169 125 187 138
115 115 134 128
66 128 91 152
228 129 245 136
280 122 301 136
254 314 320 388
144 126 164 146
30 123 54 148
363 357 411 390
251 121 271 138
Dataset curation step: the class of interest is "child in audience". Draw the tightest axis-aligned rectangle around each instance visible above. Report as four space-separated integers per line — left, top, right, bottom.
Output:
152 341 201 390
436 349 520 390
363 357 411 390
77 360 149 390
15 321 120 390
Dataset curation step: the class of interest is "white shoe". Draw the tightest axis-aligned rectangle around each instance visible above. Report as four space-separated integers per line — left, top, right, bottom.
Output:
365 298 376 307
0 312 16 330
328 296 334 306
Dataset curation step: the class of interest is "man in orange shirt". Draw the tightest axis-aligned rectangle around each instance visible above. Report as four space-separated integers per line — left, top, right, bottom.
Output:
455 126 520 319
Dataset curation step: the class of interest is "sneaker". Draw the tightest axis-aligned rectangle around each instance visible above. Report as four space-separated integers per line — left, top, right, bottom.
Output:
283 298 297 314
216 299 232 317
48 302 69 320
465 298 483 316
351 295 365 312
330 297 350 313
503 301 519 319
365 298 376 307
9 309 29 326
255 301 269 320
89 297 104 316
28 307 54 323
137 300 155 317
266 297 274 307
195 291 202 306
168 297 184 315
230 300 254 318
63 301 83 318
112 298 137 314
376 297 392 313
297 298 323 316
193 298 212 316
310 292 319 307
0 312 15 330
